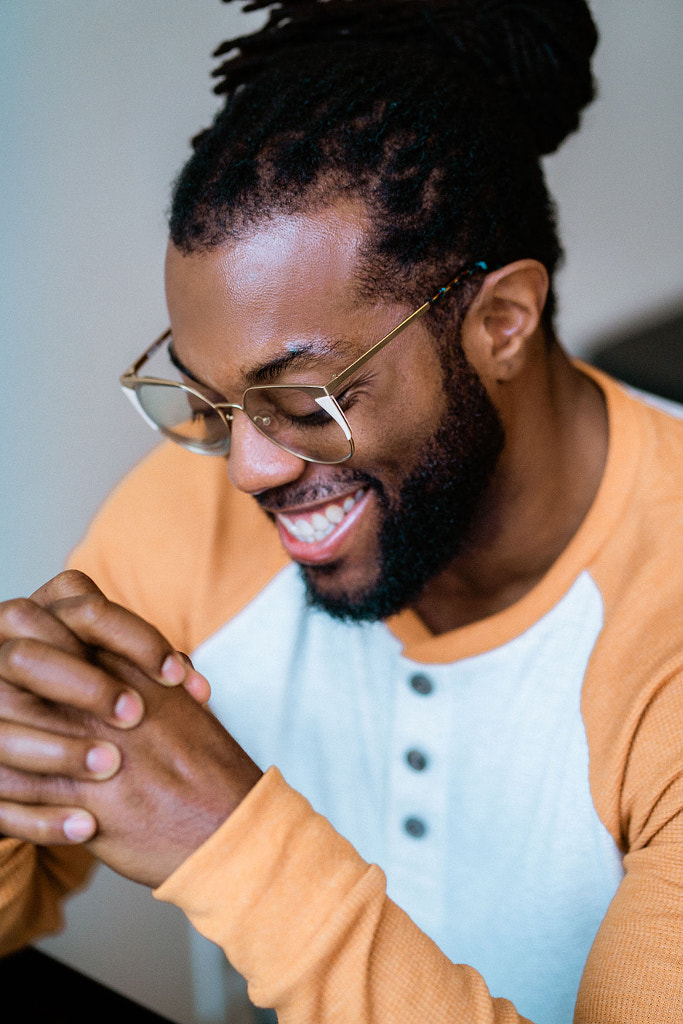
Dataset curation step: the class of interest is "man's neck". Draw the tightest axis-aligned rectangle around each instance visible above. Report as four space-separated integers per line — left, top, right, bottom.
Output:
412 348 609 635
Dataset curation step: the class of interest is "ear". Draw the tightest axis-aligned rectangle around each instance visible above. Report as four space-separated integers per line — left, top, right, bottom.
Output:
461 260 550 382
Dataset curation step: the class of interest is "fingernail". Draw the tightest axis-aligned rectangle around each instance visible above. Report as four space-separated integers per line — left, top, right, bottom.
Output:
86 743 120 777
161 653 186 685
114 690 144 725
63 811 96 842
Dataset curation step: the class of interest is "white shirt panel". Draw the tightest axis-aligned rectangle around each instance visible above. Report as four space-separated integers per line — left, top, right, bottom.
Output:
194 564 623 1024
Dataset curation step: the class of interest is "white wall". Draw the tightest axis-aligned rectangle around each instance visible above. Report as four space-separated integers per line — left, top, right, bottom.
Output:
543 0 683 347
0 0 265 602
1 2 682 1021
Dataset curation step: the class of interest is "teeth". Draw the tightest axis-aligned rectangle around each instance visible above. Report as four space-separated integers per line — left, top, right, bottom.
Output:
294 518 315 540
279 490 364 544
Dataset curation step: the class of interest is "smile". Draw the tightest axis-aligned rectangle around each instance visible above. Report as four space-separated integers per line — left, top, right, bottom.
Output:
278 489 365 544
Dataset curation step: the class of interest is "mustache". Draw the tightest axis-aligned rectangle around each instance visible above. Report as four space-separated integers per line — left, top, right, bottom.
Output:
255 468 380 514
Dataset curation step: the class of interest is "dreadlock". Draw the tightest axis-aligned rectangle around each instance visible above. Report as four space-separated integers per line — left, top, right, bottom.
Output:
169 0 598 333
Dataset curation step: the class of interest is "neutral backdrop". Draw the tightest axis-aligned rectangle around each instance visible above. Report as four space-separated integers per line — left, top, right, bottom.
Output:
1 2 682 1021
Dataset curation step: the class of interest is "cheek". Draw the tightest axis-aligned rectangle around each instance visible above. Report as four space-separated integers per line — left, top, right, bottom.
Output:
348 353 448 479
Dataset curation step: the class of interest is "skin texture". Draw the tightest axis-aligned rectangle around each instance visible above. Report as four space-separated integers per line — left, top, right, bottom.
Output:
0 200 609 885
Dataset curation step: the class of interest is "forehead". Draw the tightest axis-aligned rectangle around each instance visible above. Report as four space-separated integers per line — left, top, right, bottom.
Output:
164 201 374 386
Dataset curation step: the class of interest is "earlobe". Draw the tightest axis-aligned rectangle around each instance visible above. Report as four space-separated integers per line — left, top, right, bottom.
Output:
464 260 549 383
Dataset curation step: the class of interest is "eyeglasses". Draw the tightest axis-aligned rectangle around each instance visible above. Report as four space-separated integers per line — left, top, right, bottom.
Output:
120 261 488 465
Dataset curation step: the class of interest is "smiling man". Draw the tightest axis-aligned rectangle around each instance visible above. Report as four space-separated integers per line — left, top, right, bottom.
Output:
1 3 683 1023
160 202 510 626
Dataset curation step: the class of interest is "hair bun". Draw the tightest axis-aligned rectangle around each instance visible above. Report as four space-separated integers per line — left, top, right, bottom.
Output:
218 0 598 154
440 0 599 154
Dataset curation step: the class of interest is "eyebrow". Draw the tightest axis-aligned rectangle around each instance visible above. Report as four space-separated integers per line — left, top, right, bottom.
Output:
168 343 207 387
243 345 329 386
168 337 350 392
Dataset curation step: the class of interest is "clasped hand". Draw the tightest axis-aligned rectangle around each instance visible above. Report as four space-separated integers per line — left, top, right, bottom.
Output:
0 571 262 888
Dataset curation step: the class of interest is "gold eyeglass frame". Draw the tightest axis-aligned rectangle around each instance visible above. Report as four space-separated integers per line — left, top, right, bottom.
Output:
120 261 488 464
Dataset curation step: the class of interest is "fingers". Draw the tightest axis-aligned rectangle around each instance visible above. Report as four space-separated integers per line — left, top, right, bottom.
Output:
0 596 85 657
30 571 187 686
47 589 211 703
177 653 212 704
6 571 211 709
0 639 144 729
0 800 97 844
47 590 190 688
0 720 121 780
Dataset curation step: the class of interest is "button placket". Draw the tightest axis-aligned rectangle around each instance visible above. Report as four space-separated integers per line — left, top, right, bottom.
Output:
384 665 452 936
402 673 437 841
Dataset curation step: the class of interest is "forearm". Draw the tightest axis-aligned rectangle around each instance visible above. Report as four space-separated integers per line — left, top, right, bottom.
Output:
0 838 94 957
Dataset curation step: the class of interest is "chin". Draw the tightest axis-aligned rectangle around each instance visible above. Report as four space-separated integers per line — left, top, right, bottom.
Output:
301 558 378 598
299 561 418 624
298 561 387 623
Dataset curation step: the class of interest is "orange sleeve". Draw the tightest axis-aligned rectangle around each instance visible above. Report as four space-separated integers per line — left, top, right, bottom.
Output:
576 396 683 1022
0 838 94 957
577 658 683 1022
156 768 531 1024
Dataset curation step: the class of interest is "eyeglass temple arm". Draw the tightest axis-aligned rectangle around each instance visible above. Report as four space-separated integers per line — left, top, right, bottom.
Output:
328 302 432 391
326 262 488 393
121 329 173 382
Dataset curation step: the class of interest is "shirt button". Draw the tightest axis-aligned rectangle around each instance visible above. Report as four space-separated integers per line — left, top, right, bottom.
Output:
404 816 427 838
409 673 434 695
406 749 428 771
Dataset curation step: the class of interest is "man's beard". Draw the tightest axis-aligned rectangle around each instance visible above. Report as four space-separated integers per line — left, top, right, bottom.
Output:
300 353 505 623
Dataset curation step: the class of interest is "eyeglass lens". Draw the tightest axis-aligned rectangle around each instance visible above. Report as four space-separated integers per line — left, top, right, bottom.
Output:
135 383 229 453
134 382 352 462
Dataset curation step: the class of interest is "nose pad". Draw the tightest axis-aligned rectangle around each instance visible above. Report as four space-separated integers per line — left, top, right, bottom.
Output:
226 408 306 494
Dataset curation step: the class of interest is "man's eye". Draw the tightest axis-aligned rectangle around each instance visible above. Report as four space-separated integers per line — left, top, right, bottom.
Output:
335 378 372 413
335 388 355 411
280 408 330 429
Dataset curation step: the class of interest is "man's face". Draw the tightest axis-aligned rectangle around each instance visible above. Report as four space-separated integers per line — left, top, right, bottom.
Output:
165 201 503 621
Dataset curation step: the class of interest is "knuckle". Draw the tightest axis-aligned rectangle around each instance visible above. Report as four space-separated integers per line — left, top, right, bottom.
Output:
0 598 39 634
33 812 60 845
76 591 109 627
57 569 93 591
1 637 33 672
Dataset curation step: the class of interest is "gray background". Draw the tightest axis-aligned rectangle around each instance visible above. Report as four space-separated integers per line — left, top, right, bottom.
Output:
1 2 682 1021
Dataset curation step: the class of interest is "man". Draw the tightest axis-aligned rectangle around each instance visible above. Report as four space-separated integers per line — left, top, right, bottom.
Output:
1 2 682 1021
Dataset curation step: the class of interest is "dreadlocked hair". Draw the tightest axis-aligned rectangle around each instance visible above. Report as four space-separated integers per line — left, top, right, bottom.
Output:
169 0 599 334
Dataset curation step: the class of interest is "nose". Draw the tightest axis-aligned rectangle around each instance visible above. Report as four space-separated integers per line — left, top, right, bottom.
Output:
226 409 307 494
